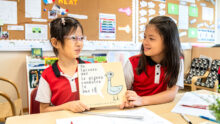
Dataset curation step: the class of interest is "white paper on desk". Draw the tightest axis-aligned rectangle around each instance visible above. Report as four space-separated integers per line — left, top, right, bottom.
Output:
56 108 172 124
25 0 41 18
0 1 17 24
172 92 216 120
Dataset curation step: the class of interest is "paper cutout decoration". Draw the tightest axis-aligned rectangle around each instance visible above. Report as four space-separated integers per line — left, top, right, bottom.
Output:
139 17 147 24
168 3 179 15
148 2 155 8
159 3 166 9
197 23 204 28
179 32 187 37
159 10 166 15
189 6 198 17
52 4 68 15
140 1 147 8
139 25 145 32
190 19 197 24
188 28 198 38
78 62 127 108
148 9 156 16
48 10 57 19
118 25 131 34
139 9 147 16
139 32 144 40
118 7 131 16
43 0 54 4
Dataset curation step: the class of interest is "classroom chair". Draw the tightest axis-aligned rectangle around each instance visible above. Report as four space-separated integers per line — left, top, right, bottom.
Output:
0 77 23 122
184 58 210 91
30 87 40 114
218 66 220 86
193 60 220 92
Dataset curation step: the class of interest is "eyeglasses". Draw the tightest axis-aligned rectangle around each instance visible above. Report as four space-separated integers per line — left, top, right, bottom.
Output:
65 35 86 42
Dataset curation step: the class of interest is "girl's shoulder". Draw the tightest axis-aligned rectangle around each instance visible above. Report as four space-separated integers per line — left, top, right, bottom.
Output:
129 54 141 60
129 54 141 64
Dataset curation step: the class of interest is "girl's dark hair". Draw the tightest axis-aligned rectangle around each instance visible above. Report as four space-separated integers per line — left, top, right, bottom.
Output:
137 16 183 88
50 17 83 56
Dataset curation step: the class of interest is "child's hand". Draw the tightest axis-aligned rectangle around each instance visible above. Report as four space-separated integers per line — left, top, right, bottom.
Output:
120 90 143 109
119 96 130 109
64 100 90 113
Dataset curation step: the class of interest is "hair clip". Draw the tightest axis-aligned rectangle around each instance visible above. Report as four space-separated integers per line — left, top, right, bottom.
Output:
61 18 65 26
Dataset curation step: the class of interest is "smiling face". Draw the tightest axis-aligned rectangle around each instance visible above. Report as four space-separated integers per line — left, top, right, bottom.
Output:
143 24 165 62
57 26 84 60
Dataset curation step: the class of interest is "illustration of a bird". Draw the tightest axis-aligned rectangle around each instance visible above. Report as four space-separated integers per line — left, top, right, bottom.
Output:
106 72 123 101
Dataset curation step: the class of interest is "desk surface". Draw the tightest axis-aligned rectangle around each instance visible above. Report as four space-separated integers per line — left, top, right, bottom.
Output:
6 90 217 124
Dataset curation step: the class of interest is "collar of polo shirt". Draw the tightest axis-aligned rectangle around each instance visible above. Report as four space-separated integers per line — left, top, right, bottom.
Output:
52 58 85 77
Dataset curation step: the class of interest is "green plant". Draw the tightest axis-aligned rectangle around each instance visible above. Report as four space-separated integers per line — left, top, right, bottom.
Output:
209 97 220 121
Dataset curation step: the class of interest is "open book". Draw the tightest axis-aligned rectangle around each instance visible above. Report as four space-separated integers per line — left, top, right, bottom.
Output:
78 62 127 108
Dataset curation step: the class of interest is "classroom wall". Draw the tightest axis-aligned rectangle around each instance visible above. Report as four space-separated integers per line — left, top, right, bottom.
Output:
0 51 54 109
0 51 30 109
192 47 220 59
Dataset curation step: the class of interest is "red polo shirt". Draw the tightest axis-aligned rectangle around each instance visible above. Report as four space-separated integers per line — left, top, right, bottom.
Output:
129 55 168 96
125 55 184 96
40 58 89 106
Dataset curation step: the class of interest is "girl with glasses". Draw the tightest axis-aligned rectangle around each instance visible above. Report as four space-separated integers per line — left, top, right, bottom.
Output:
36 17 90 113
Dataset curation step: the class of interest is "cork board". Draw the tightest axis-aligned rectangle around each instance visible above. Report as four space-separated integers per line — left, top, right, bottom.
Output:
137 0 216 43
0 0 134 42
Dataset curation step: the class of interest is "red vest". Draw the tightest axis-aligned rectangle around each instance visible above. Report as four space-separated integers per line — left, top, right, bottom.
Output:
129 55 168 96
41 59 89 106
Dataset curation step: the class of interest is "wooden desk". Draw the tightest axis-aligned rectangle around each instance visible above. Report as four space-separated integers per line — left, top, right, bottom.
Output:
6 90 217 124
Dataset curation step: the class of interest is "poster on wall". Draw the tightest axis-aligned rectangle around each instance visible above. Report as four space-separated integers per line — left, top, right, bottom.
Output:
25 24 48 40
0 1 17 24
198 29 215 42
99 13 116 40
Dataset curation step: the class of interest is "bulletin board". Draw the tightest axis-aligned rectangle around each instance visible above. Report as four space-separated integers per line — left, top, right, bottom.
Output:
137 0 216 43
0 0 135 42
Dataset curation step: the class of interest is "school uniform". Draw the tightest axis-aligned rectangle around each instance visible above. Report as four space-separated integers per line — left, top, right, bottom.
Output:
35 58 89 106
123 55 184 96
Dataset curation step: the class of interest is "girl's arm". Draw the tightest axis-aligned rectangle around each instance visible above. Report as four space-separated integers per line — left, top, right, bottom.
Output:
40 100 90 113
120 85 179 109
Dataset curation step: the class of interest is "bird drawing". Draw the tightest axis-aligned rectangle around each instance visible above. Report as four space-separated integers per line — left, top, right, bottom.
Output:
105 72 123 101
